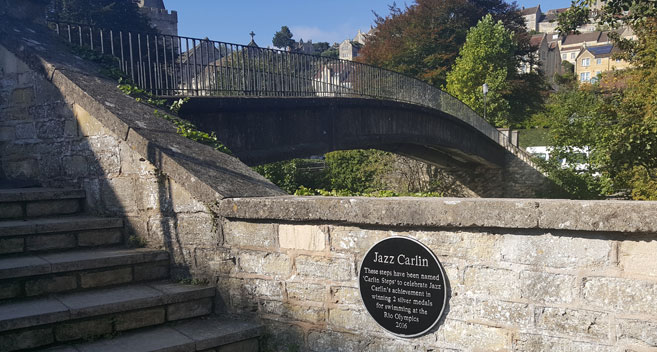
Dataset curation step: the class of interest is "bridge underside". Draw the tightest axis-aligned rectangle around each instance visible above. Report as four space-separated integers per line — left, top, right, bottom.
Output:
178 97 506 168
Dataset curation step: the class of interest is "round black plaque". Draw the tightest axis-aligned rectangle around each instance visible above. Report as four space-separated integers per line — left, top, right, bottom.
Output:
359 236 447 337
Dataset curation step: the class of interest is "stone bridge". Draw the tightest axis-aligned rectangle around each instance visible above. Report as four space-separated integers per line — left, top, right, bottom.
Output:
177 96 553 197
179 97 505 168
44 20 553 197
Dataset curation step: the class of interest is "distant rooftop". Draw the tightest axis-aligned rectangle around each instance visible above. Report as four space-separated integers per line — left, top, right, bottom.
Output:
520 6 540 15
530 34 545 48
562 31 602 45
586 44 615 57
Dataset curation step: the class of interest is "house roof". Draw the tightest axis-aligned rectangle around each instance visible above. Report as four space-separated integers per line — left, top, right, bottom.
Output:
546 7 568 15
520 6 540 16
530 34 545 48
180 41 225 63
562 31 602 45
561 45 583 53
543 13 557 22
586 45 615 58
540 7 568 22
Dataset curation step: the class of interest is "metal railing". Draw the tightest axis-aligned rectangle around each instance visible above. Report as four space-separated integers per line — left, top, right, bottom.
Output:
48 21 536 166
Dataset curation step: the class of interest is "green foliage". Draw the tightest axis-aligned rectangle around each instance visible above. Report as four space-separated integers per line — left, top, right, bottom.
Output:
47 0 154 33
533 157 605 199
529 83 607 198
272 25 295 49
253 159 326 194
324 150 389 194
540 0 657 199
554 61 577 87
312 42 330 54
153 110 232 154
518 128 550 148
255 150 449 197
117 80 231 154
320 43 339 58
628 166 657 200
555 1 591 35
254 150 389 194
445 15 516 127
359 0 527 87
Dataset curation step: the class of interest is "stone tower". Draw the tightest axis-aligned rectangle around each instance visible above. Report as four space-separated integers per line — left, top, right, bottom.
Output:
135 0 178 36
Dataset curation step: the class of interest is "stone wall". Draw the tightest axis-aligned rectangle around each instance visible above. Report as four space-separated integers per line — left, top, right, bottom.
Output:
212 197 657 351
0 42 224 279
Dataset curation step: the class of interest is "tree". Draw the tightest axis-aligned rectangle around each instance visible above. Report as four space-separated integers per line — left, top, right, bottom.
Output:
358 0 526 87
272 25 295 50
540 0 657 199
312 42 330 55
320 43 339 58
445 15 516 127
47 0 153 33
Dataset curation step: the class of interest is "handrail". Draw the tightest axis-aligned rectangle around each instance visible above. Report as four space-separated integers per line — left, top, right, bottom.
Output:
47 21 537 166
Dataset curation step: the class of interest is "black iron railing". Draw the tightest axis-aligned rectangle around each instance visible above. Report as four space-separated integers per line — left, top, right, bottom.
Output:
48 21 535 165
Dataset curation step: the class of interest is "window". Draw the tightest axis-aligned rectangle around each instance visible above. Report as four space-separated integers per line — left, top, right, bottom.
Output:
596 58 602 65
582 58 590 67
562 54 567 59
571 53 576 59
580 72 591 82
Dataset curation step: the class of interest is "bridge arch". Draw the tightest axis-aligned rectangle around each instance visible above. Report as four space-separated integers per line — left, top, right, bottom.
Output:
179 97 505 168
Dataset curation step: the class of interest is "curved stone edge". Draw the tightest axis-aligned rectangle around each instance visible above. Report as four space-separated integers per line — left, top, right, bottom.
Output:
214 196 657 233
0 18 285 202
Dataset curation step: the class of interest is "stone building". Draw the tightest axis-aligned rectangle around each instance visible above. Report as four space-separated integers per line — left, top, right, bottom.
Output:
312 63 355 96
135 0 178 37
522 3 602 35
294 39 314 55
520 5 541 32
558 31 610 65
575 44 630 83
520 33 562 82
338 29 368 61
338 40 360 60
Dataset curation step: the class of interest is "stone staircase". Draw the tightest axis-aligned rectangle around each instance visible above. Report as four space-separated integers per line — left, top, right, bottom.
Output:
0 188 261 351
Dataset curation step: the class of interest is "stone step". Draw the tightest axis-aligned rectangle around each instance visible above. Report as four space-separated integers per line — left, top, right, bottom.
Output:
0 248 170 300
47 316 262 352
0 216 124 254
0 188 86 219
0 281 216 351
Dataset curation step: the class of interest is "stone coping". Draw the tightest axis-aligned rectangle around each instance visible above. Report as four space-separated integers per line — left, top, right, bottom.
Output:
0 18 285 203
214 196 657 233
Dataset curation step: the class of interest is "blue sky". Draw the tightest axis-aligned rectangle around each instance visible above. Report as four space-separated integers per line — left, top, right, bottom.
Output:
164 1 574 46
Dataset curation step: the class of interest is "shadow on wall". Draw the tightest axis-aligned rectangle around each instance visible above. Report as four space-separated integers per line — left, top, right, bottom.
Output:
0 43 211 281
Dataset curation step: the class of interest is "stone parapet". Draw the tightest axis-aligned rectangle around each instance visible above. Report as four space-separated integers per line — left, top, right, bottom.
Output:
215 196 657 233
